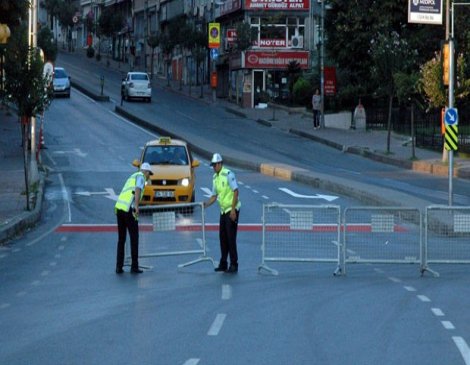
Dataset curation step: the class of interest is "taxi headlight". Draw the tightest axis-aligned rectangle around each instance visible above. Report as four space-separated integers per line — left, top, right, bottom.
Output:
181 178 190 187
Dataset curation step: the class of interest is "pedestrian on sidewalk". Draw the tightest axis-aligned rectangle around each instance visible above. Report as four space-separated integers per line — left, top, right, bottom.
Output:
204 153 241 274
312 88 321 129
114 162 153 274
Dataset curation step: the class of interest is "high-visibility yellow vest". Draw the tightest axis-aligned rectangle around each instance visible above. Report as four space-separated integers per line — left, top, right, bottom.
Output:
213 167 241 214
115 172 144 212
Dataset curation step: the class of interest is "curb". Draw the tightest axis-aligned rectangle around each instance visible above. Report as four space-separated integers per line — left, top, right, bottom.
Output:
0 172 46 244
71 81 110 102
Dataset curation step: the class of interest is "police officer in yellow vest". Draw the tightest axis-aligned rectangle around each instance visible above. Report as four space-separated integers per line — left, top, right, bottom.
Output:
115 162 153 274
204 153 241 273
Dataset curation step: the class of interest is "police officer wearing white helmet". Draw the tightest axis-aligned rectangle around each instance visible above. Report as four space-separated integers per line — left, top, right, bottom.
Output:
204 153 241 273
114 162 153 274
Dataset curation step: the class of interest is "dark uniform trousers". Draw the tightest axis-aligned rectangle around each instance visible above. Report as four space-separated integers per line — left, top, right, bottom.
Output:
219 209 240 267
116 208 139 270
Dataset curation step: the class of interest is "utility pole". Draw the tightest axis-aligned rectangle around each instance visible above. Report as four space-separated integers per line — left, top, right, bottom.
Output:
29 0 39 184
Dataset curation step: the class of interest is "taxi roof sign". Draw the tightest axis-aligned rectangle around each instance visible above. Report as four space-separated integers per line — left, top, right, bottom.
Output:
158 136 172 144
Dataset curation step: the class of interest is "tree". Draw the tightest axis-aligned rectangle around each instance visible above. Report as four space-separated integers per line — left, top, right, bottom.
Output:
56 0 78 51
286 60 302 105
4 25 53 210
325 0 443 103
369 31 414 154
147 34 159 79
38 26 58 62
0 0 29 26
98 8 124 62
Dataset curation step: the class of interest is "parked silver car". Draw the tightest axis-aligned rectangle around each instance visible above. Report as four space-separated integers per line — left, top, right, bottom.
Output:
121 72 152 102
53 67 71 98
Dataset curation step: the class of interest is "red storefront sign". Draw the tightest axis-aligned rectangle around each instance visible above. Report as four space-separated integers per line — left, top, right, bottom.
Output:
244 51 309 69
245 0 309 10
324 66 336 96
226 29 237 45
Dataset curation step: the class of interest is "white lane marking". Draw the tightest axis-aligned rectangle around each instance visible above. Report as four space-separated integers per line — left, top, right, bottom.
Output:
374 268 385 274
403 286 416 292
238 181 244 185
55 254 61 259
183 359 200 365
417 295 431 302
49 262 57 267
441 321 455 330
388 277 401 283
61 236 67 242
41 270 50 277
245 185 252 189
58 245 65 250
431 308 445 316
0 303 11 309
31 280 41 286
453 337 470 365
108 111 158 137
262 195 269 200
208 313 227 336
16 291 27 297
12 248 21 253
200 187 212 198
279 187 338 202
252 189 259 193
58 173 71 223
222 284 232 300
0 254 7 259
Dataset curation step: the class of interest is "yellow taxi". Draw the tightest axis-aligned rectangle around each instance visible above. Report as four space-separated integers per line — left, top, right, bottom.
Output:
133 137 200 205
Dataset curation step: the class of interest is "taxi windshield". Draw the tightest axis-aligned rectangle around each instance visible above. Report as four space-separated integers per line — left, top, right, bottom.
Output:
143 145 189 165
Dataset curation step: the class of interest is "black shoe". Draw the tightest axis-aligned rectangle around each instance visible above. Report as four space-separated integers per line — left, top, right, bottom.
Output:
130 267 143 274
214 265 227 272
115 268 124 274
225 265 238 274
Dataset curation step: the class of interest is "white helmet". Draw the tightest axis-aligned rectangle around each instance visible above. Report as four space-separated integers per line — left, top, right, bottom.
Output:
210 153 223 165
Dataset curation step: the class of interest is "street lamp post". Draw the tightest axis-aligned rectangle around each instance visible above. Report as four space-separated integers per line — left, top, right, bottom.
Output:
447 1 470 205
319 0 325 128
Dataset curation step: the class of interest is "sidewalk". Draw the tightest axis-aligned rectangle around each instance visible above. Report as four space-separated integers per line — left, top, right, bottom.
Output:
1 49 469 244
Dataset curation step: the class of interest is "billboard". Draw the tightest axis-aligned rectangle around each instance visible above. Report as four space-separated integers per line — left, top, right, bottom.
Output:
408 0 443 25
245 0 309 11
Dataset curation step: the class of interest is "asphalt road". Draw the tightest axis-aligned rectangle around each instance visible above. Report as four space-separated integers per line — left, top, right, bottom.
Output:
2 68 470 364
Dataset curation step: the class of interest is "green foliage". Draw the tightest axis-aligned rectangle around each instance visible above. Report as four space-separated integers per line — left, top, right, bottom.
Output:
38 27 57 62
4 25 52 118
420 55 446 109
235 22 256 51
147 34 159 49
287 61 302 104
56 1 77 29
98 7 124 38
0 0 29 26
293 77 312 106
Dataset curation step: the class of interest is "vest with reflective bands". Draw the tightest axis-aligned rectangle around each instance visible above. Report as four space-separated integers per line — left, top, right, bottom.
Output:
115 172 145 212
213 167 241 214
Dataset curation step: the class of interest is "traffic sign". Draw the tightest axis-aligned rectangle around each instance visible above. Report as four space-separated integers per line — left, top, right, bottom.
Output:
445 107 458 126
210 48 219 61
445 125 458 151
72 15 78 24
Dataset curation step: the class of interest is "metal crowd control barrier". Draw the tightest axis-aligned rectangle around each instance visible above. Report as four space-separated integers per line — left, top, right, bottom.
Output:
342 207 423 275
125 202 215 270
258 204 341 275
424 206 470 276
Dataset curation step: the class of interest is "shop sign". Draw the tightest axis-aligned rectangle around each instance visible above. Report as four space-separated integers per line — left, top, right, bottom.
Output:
208 23 220 49
227 29 237 45
245 0 309 10
244 51 309 69
253 39 287 48
324 66 336 96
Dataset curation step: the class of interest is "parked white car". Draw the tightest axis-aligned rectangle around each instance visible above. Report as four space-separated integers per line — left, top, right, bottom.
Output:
121 72 152 102
53 67 71 98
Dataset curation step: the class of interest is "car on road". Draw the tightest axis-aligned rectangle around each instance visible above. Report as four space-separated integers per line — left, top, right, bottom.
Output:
121 72 152 102
133 137 200 205
53 67 71 98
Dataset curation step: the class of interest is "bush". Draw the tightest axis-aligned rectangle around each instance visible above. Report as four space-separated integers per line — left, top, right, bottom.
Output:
86 46 95 58
293 77 312 107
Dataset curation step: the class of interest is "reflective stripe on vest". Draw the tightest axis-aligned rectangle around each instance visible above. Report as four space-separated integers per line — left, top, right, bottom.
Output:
115 172 144 212
213 167 241 214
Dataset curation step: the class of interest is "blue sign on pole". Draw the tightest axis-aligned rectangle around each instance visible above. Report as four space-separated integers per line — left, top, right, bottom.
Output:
210 48 218 61
445 108 458 126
